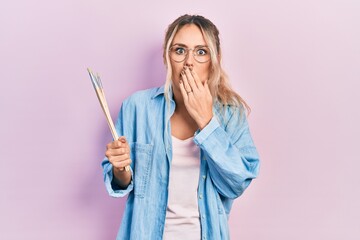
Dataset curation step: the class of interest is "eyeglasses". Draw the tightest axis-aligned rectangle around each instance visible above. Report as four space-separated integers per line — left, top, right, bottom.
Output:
169 45 211 63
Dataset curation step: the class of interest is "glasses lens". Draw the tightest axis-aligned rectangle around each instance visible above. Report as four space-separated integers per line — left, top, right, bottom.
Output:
169 46 186 62
194 46 211 63
169 46 211 63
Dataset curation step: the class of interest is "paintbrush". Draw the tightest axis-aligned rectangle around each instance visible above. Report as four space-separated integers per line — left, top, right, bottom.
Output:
87 68 130 172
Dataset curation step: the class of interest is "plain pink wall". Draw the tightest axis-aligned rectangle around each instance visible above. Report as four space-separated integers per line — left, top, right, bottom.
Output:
1 0 359 239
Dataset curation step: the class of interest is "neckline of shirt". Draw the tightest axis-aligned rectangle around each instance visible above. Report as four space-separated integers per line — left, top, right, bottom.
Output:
171 135 194 143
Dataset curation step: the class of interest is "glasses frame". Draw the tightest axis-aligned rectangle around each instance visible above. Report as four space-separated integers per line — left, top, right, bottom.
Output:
168 45 212 63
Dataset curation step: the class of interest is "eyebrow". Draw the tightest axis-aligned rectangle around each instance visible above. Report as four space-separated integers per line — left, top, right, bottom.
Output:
171 43 208 48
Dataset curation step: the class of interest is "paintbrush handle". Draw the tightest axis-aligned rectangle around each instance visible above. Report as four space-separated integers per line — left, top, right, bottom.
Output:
99 91 118 138
97 90 118 139
93 88 130 172
88 68 130 172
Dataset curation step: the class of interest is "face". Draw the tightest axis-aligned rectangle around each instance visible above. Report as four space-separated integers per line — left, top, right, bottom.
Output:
169 24 211 92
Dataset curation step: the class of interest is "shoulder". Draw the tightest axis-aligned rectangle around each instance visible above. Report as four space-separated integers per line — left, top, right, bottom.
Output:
123 86 164 107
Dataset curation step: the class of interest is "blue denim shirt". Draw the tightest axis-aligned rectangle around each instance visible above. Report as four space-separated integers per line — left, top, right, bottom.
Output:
102 86 260 240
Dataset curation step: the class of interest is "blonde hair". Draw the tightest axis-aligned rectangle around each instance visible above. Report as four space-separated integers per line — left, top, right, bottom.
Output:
163 14 251 115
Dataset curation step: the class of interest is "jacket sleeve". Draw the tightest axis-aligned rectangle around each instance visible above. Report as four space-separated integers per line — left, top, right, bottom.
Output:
101 101 135 198
193 106 260 199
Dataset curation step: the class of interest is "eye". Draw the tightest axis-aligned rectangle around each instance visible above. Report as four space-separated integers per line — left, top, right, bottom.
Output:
174 47 186 55
196 48 208 56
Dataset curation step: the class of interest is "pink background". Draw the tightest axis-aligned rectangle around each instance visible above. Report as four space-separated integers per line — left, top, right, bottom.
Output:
1 0 359 239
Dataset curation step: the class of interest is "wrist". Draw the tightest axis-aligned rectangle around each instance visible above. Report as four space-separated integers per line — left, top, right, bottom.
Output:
113 166 127 175
112 166 131 185
198 114 213 130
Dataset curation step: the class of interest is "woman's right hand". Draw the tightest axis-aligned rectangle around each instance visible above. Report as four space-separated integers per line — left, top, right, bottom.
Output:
105 136 132 172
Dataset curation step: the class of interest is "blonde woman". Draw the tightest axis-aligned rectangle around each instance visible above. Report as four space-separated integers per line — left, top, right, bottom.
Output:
102 14 260 240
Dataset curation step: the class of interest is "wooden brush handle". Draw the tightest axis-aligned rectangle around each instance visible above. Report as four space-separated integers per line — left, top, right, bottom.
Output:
94 87 130 172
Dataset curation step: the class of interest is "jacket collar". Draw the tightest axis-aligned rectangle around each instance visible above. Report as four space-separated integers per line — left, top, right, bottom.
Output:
151 85 174 101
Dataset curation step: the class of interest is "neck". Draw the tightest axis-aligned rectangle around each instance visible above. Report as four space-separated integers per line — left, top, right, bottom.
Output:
172 87 187 113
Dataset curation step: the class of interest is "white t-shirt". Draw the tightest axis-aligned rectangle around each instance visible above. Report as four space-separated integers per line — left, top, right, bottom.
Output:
163 136 201 240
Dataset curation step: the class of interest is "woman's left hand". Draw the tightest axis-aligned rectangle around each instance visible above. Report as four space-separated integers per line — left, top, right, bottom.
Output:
179 66 213 130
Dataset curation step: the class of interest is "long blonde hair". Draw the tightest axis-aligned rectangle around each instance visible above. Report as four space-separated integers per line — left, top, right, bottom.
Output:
163 14 251 115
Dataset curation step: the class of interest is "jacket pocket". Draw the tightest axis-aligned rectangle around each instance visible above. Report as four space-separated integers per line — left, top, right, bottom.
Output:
130 142 153 198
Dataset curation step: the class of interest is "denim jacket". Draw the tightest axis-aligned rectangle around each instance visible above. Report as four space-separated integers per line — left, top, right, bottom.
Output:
102 86 260 240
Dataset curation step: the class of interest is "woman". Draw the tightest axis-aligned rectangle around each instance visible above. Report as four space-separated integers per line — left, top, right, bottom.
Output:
102 14 260 240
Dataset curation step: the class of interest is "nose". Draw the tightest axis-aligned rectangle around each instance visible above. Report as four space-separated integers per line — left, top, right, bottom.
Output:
184 49 195 66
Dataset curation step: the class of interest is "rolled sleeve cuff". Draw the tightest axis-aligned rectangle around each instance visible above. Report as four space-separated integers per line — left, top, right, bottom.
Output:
103 163 134 198
194 116 220 146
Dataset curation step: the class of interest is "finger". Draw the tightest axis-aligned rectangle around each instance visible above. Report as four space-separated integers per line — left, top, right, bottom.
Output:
108 136 129 149
106 145 129 157
118 136 127 143
108 152 131 165
204 80 213 102
119 136 132 150
189 68 203 90
181 71 192 93
112 158 132 169
107 140 120 150
204 79 211 94
179 80 189 101
115 147 129 154
184 67 199 92
106 141 115 149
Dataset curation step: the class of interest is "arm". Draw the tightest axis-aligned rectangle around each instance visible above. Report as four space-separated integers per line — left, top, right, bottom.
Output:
180 67 260 198
101 101 134 197
194 108 260 199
